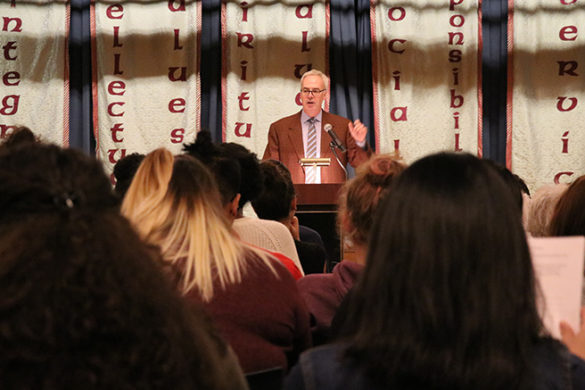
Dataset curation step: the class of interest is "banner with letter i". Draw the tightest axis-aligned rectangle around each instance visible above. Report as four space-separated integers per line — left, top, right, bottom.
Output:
92 0 201 174
0 0 69 145
371 0 482 163
509 0 585 191
222 0 329 158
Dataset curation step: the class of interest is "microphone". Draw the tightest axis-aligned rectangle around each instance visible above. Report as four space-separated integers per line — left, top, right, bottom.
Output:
324 123 346 152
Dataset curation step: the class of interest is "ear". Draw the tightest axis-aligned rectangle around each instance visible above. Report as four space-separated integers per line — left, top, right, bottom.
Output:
225 193 241 221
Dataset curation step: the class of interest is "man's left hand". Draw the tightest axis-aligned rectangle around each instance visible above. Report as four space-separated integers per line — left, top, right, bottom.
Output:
348 119 367 144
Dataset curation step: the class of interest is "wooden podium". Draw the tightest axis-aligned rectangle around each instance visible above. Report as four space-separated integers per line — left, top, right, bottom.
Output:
294 183 343 270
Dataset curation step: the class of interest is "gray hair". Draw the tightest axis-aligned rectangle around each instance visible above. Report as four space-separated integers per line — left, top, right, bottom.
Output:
300 69 329 90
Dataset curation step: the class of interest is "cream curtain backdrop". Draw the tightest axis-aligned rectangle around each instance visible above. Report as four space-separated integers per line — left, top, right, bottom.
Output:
0 0 69 146
509 0 585 192
92 0 201 173
371 0 482 163
222 0 329 158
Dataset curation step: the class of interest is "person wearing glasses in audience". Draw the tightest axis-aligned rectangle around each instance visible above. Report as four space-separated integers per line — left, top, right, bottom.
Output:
263 69 372 184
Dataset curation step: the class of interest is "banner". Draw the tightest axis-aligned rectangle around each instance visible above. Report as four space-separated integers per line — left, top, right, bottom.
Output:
92 0 201 173
509 0 585 191
371 0 482 163
222 0 328 157
0 0 69 145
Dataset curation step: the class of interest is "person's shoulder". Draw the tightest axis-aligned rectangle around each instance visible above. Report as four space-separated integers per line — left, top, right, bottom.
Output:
322 111 351 125
270 111 302 127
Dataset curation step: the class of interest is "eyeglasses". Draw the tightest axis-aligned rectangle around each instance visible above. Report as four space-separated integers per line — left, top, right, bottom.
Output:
301 89 326 96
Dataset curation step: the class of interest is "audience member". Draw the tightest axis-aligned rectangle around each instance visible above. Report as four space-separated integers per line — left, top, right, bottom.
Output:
525 183 567 237
285 152 585 389
296 154 405 344
549 175 585 237
183 131 303 278
0 141 246 389
122 148 311 373
252 159 327 274
0 126 37 149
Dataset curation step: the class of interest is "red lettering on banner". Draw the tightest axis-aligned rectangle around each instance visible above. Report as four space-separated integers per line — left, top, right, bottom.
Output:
235 122 252 137
106 4 124 19
113 53 124 75
170 128 185 143
174 29 183 50
107 81 126 96
392 71 401 90
295 93 302 106
388 7 406 21
558 61 578 76
296 5 313 18
554 171 574 183
562 131 570 153
168 0 186 12
450 89 464 108
448 32 464 45
560 25 577 41
107 102 125 117
556 96 578 111
238 92 251 111
0 95 19 115
237 33 254 48
561 0 577 4
390 107 408 121
3 42 18 60
294 64 312 78
240 60 248 80
394 139 400 152
3 71 20 86
113 26 122 47
168 67 187 81
2 17 22 32
388 39 406 54
0 124 17 138
302 31 311 52
452 68 459 85
241 2 249 22
450 15 465 27
453 111 460 129
168 98 186 113
449 49 462 62
454 133 463 151
449 0 464 11
110 123 124 142
107 149 126 164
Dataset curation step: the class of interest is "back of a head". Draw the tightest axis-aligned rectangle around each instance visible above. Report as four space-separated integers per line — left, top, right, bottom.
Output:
343 152 542 389
526 183 568 237
252 160 295 221
113 152 145 199
0 126 37 149
183 131 241 206
0 143 229 388
339 153 406 246
122 148 251 302
483 159 529 217
218 142 264 209
549 175 585 237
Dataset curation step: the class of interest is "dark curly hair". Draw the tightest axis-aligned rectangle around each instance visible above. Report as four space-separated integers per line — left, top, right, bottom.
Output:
0 142 238 389
113 152 145 199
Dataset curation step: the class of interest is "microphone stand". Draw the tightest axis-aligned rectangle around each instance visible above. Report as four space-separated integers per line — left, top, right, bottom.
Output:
330 142 348 181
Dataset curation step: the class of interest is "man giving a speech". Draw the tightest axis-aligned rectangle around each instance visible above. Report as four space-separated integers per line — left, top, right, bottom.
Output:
262 70 372 184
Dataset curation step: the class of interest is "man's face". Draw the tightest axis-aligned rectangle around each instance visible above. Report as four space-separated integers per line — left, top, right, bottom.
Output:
300 75 326 118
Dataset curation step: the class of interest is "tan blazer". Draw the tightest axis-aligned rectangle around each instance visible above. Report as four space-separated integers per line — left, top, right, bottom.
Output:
262 111 372 183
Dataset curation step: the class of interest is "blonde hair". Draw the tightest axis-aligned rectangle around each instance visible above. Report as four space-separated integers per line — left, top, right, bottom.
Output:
300 69 329 90
526 183 568 237
122 148 275 301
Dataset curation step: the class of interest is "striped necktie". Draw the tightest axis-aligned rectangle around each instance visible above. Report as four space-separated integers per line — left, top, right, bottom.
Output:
305 117 318 184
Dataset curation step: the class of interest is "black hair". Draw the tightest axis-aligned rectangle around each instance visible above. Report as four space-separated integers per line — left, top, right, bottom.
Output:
217 142 264 209
252 160 295 221
0 142 237 389
483 159 530 214
113 152 145 198
341 152 545 390
183 131 241 205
